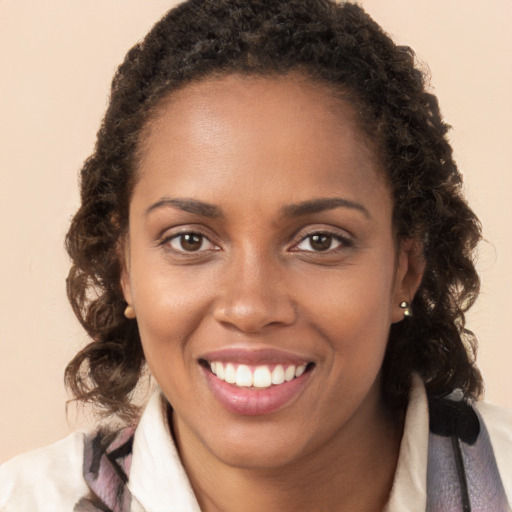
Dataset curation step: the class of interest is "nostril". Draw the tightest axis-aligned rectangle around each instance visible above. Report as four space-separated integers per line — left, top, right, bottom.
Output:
213 298 297 334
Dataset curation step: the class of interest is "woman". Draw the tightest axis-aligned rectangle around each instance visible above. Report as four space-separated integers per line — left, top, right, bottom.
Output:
1 1 511 511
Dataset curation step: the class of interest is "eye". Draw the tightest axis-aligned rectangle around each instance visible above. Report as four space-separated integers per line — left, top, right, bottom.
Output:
294 232 346 252
167 232 216 252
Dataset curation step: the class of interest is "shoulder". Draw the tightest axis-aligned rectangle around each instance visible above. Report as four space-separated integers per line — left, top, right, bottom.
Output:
0 432 89 512
476 400 512 502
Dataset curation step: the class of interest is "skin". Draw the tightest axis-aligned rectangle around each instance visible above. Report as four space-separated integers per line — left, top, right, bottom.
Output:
121 74 424 512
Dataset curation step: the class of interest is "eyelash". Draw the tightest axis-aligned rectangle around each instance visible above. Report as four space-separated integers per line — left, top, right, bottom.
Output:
159 229 352 255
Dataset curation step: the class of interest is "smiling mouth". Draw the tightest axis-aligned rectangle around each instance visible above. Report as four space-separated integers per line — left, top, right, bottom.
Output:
200 360 315 389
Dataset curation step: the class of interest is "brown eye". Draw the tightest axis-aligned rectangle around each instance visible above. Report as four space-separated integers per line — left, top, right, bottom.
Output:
295 233 346 252
309 234 333 251
169 233 212 252
181 233 202 251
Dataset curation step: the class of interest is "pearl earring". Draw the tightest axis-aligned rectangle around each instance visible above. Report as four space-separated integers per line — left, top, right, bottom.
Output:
124 305 136 319
399 301 412 318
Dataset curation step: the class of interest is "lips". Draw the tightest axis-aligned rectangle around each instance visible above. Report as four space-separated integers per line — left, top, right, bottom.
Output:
199 349 314 415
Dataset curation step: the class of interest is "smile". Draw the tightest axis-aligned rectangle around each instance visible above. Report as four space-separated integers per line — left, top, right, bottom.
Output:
199 349 315 415
209 362 308 389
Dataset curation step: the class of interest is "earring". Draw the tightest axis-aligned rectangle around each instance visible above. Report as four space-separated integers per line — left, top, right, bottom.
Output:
124 305 136 319
399 301 412 318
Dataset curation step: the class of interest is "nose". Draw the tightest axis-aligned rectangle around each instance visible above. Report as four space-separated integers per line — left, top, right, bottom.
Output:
213 251 297 334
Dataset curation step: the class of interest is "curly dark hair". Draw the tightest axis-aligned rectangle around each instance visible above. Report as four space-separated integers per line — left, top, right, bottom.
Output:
65 0 482 420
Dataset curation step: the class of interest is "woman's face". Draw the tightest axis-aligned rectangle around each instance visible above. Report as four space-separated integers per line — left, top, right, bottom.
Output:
122 75 420 470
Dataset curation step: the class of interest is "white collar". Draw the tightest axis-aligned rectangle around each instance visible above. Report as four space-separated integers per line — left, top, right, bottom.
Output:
128 376 429 512
128 392 201 512
385 373 429 511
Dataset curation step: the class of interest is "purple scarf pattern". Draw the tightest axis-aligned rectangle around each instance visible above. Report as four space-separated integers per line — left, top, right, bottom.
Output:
74 426 137 512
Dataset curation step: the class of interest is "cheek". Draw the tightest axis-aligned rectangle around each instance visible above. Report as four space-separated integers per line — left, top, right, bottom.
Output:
298 254 396 361
130 260 216 370
133 277 212 410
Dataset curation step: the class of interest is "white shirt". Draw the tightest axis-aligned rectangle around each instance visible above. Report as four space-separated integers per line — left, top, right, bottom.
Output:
1 377 511 511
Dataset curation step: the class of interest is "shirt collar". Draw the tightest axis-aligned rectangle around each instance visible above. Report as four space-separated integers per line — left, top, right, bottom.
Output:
128 391 201 512
385 373 429 511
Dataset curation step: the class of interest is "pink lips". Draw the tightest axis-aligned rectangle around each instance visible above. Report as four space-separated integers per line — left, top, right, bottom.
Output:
200 348 313 416
200 348 310 366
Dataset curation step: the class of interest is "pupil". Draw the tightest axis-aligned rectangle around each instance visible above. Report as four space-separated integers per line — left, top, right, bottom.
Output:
181 233 202 251
311 234 331 251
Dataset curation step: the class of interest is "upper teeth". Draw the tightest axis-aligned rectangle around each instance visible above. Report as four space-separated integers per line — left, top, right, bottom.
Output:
209 362 307 389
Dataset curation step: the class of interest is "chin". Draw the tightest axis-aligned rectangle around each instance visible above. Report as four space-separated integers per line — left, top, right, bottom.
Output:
210 435 312 471
193 412 327 471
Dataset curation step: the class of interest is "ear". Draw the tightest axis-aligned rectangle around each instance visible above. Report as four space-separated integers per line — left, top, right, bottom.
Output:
118 235 134 307
391 238 425 323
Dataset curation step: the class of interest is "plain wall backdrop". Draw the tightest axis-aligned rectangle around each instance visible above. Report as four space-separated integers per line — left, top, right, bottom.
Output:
1 0 511 463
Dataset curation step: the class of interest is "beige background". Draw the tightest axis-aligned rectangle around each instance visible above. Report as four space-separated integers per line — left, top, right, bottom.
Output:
1 0 511 464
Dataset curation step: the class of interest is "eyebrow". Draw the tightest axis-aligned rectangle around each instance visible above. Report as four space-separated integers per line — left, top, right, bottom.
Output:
282 197 371 219
145 196 370 220
145 197 223 218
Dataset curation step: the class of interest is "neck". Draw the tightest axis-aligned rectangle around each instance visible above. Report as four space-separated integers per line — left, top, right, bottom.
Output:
172 385 404 512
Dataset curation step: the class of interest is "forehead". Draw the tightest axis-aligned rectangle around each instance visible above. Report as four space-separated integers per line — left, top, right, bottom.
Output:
141 74 378 162
133 74 388 213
